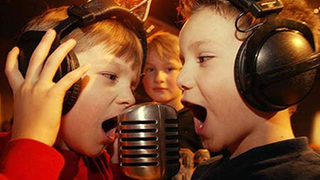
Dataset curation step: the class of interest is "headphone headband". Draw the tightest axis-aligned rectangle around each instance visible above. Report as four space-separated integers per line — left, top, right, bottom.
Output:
228 0 283 17
54 0 148 66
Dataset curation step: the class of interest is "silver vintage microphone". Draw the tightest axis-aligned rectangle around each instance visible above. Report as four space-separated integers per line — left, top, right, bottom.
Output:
118 102 180 180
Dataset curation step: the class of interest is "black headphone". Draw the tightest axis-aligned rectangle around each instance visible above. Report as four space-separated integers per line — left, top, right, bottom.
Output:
17 0 148 114
228 0 320 111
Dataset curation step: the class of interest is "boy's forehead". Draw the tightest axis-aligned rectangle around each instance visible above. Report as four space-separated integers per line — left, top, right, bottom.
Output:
82 49 140 76
93 45 141 73
180 14 205 42
113 57 140 72
180 8 233 46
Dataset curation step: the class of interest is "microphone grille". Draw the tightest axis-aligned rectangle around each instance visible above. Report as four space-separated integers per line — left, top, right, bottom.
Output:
118 102 180 179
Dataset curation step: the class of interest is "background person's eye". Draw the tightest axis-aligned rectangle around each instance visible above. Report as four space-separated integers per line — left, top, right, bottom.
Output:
145 67 154 73
166 67 173 72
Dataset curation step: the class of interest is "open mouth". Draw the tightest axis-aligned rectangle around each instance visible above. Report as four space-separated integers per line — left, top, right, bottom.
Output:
183 102 207 123
102 117 117 133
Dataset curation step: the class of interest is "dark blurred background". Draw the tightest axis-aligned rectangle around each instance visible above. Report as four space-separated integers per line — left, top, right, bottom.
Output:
0 0 320 146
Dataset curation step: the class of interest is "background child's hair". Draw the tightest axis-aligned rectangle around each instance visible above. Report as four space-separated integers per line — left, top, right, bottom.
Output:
147 31 180 63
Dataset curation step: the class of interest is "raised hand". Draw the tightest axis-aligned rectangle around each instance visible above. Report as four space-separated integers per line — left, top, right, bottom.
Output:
5 29 90 146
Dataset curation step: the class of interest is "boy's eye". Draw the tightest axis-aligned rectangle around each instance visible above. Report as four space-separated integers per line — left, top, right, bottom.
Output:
167 67 180 72
198 56 214 63
145 67 154 73
102 73 118 81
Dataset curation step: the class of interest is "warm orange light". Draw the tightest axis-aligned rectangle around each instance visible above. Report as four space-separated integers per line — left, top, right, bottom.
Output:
311 111 320 145
115 0 143 8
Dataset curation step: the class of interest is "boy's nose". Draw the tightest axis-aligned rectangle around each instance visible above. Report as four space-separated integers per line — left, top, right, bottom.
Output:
154 71 166 83
119 88 136 108
177 67 191 91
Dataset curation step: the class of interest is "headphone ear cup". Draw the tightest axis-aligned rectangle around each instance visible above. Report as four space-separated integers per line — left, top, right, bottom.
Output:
235 26 317 112
18 31 81 115
60 50 81 115
234 33 267 111
254 31 316 110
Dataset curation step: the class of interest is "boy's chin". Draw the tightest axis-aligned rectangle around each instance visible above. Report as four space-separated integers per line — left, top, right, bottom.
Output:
83 146 108 158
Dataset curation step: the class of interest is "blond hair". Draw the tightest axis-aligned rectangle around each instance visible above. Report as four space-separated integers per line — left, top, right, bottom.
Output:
25 6 143 72
147 31 180 62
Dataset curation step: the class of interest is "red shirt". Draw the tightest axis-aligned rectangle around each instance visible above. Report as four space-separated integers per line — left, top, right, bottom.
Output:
0 132 64 180
0 132 116 180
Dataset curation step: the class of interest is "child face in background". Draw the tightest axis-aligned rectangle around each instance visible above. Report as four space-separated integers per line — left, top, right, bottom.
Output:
59 44 139 157
177 7 260 153
142 49 183 109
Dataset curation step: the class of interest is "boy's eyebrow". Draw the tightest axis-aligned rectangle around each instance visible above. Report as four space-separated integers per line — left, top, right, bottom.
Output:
103 60 122 71
179 40 217 64
164 60 181 66
144 61 153 66
189 41 205 49
106 59 140 86
188 40 216 50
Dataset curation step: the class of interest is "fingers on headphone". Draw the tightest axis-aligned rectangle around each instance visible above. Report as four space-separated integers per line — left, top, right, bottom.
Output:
53 64 90 93
39 38 77 82
25 29 56 82
5 46 24 93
